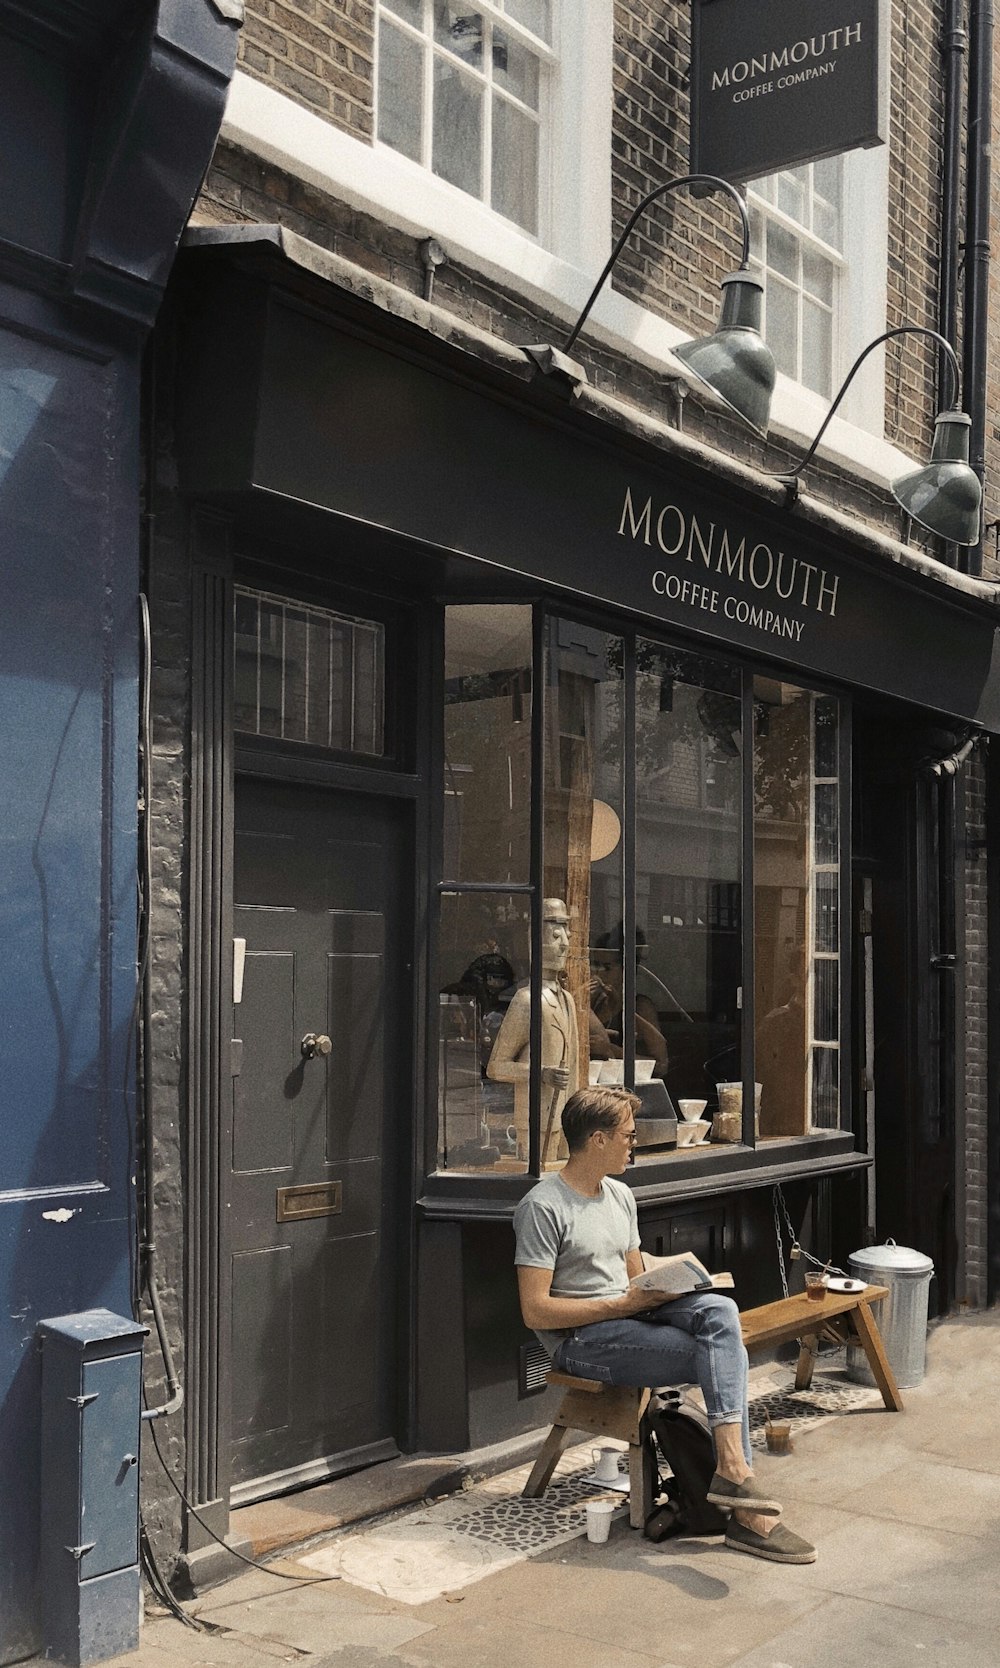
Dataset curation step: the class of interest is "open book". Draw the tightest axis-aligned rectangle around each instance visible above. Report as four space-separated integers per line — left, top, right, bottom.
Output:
630 1251 734 1296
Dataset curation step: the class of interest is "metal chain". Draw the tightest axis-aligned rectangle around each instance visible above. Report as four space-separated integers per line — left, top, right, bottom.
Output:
771 1184 847 1291
772 1184 790 1298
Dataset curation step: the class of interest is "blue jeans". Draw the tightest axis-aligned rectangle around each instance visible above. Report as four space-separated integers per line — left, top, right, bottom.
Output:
551 1291 752 1467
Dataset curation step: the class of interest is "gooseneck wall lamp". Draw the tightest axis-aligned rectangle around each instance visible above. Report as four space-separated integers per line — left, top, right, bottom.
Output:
525 174 777 436
776 326 983 547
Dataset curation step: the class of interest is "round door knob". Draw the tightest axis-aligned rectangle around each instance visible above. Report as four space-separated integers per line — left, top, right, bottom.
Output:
301 1032 332 1058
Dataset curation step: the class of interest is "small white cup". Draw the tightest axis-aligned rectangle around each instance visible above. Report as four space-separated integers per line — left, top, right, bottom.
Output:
592 1446 621 1484
677 1098 708 1121
585 1499 615 1544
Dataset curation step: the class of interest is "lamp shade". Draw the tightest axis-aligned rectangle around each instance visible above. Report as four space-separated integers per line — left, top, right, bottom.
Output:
892 410 982 546
673 272 775 436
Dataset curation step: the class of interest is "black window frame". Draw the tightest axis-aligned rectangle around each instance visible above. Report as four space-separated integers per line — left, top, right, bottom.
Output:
421 598 861 1210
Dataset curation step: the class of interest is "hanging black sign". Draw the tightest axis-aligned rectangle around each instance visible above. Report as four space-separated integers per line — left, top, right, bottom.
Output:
690 0 886 183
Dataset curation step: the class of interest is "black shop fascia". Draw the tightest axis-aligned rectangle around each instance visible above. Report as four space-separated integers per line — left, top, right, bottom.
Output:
176 230 1000 734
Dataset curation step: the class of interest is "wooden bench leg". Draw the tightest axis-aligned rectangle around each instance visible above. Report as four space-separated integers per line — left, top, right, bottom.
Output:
794 1333 819 1390
627 1413 657 1530
850 1298 905 1411
522 1423 574 1498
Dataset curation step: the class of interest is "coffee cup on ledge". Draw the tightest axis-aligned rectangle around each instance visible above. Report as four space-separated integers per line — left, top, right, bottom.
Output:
805 1272 828 1301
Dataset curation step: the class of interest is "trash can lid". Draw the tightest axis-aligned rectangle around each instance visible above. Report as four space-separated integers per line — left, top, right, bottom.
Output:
849 1238 934 1275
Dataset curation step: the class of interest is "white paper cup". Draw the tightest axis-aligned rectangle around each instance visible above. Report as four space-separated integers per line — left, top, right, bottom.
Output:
585 1499 615 1544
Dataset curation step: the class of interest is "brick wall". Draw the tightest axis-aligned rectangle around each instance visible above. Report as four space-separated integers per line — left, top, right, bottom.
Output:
884 0 945 456
140 331 195 1572
240 1 374 137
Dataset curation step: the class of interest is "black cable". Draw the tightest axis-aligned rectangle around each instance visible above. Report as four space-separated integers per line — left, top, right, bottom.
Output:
140 1523 212 1632
146 1414 341 1587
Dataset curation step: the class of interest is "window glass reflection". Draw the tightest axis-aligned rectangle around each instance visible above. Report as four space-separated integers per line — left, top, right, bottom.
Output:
438 891 529 1173
634 644 743 1154
754 680 842 1135
444 605 531 883
543 622 625 1139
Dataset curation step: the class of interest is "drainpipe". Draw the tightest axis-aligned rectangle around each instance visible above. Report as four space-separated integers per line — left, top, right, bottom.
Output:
962 0 993 577
987 738 1000 1304
938 3 966 414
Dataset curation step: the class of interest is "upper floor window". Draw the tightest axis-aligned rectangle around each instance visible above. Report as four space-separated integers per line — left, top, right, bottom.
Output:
376 0 554 235
747 158 844 401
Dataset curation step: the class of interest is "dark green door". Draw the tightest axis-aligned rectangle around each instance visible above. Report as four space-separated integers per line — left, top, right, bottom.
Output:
230 778 406 1497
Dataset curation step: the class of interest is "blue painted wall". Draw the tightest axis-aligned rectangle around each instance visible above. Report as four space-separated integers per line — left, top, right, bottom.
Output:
0 5 238 1653
0 287 140 1661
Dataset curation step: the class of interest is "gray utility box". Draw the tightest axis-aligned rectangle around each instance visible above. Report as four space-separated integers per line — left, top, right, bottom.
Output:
37 1309 148 1667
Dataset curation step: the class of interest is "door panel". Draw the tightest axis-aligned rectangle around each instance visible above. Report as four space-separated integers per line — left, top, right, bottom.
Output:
231 780 407 1493
232 1247 293 1441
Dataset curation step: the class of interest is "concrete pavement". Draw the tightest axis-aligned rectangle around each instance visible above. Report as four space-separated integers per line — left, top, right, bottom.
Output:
50 1311 1000 1668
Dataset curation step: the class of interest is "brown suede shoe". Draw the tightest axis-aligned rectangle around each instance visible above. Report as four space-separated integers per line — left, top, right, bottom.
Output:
725 1520 817 1564
706 1472 781 1515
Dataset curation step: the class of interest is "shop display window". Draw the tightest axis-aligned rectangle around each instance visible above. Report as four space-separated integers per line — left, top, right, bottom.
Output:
437 890 530 1172
438 605 533 1171
443 603 532 883
631 643 743 1163
753 682 841 1136
435 606 849 1179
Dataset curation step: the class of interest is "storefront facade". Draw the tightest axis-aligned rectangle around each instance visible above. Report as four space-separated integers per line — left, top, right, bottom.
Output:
146 228 1000 1573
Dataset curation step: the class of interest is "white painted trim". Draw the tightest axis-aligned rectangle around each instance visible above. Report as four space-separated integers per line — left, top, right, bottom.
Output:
837 142 890 430
220 68 916 489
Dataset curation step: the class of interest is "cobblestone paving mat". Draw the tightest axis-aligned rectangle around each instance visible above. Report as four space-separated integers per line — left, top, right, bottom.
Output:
298 1452 618 1604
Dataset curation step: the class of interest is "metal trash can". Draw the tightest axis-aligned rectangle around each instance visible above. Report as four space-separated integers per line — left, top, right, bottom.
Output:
846 1239 935 1390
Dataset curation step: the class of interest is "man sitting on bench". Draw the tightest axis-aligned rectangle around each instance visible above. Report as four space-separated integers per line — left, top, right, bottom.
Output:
513 1086 816 1565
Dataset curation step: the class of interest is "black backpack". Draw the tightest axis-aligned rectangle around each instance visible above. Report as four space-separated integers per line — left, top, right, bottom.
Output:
644 1392 728 1540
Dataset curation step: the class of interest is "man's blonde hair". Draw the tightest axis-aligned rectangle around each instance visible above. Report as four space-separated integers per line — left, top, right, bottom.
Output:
561 1086 641 1151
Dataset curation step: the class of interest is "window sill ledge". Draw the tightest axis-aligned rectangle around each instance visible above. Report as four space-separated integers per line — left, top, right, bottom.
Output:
417 1134 867 1221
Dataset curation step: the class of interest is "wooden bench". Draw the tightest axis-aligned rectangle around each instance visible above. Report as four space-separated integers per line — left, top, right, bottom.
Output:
522 1282 900 1529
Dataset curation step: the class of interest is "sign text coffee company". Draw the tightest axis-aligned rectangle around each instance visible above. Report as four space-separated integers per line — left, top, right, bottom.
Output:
690 0 886 182
618 486 840 648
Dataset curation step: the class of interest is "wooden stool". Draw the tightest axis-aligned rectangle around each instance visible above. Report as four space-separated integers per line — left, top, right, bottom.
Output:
521 1372 657 1529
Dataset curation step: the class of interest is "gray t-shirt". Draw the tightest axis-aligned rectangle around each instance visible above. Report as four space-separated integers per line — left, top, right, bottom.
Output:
513 1173 640 1355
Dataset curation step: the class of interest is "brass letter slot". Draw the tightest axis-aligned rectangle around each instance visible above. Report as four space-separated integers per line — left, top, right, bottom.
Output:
276 1181 343 1222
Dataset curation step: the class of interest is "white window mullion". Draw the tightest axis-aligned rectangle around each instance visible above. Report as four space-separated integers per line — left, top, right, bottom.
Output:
482 15 493 211
422 18 434 171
